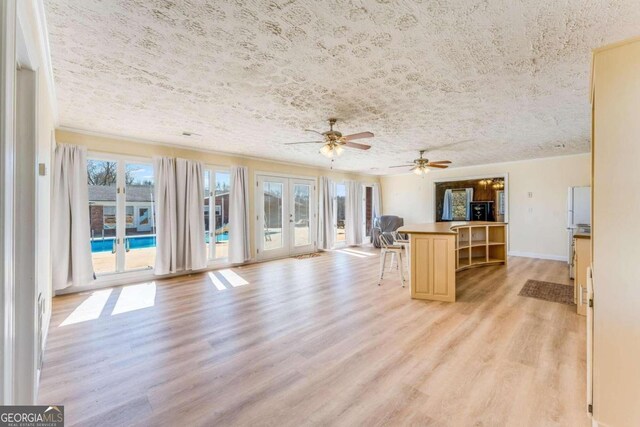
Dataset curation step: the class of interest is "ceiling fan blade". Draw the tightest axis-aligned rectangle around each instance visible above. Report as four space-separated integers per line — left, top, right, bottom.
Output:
304 129 324 136
427 163 449 169
409 166 418 172
428 160 452 164
344 131 374 140
344 141 371 150
389 165 412 168
284 141 324 145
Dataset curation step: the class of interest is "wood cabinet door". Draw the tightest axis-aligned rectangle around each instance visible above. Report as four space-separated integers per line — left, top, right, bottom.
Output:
410 234 456 302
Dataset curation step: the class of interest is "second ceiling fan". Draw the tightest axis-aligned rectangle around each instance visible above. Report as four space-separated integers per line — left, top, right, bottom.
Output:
285 118 373 158
390 150 452 175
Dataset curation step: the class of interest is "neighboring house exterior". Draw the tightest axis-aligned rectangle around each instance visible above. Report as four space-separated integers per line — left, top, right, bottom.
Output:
89 185 232 238
205 191 230 232
89 185 155 237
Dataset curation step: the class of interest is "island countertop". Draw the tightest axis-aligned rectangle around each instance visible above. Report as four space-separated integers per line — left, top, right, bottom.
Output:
398 221 508 302
398 221 508 235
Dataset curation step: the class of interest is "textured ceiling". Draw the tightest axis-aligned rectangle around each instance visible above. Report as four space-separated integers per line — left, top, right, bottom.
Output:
44 0 640 174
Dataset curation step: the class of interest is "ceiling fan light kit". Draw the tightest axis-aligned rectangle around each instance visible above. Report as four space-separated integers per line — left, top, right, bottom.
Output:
320 142 344 158
412 165 430 176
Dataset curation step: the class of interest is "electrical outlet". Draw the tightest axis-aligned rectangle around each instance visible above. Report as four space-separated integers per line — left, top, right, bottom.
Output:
528 207 533 213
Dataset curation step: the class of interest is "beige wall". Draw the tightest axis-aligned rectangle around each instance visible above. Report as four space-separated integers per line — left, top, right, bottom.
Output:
55 129 379 259
592 38 640 427
380 153 591 260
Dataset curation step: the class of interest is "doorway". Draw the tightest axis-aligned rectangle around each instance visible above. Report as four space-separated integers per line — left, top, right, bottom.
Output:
87 157 156 274
256 175 316 260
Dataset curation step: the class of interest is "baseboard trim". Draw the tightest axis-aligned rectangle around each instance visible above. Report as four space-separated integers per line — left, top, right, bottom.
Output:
508 251 568 262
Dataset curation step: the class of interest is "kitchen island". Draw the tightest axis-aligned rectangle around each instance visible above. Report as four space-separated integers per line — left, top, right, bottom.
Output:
398 222 508 302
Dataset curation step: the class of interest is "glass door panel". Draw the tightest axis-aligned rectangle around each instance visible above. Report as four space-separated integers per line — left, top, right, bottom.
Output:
257 175 316 259
292 183 310 247
204 170 212 260
124 162 155 271
214 172 230 259
335 183 346 243
88 159 118 275
263 181 285 251
289 179 316 256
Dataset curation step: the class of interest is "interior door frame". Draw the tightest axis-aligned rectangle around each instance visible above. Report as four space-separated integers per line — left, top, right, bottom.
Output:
255 172 317 260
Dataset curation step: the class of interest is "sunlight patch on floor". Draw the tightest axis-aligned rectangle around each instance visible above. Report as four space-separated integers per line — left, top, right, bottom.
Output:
219 269 249 287
340 248 376 257
59 289 112 326
335 249 368 258
208 272 227 291
112 282 156 315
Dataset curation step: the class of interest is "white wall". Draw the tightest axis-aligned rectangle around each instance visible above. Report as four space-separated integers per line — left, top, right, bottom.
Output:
380 153 591 261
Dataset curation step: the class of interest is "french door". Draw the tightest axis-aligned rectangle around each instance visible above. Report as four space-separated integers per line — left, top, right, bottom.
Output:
88 157 156 275
256 175 316 260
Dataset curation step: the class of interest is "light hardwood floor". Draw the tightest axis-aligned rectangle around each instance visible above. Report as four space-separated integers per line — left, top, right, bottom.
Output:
39 248 589 427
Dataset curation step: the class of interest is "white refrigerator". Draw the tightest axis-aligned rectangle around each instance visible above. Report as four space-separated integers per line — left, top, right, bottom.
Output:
568 186 591 278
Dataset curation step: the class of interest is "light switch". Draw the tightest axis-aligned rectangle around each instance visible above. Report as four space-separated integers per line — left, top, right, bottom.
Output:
528 192 533 198
38 163 46 176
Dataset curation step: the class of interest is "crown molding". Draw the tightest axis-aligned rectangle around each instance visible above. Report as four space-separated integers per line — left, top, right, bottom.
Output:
56 126 380 178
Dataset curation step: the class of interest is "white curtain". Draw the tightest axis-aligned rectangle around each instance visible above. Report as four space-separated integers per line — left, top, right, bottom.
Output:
442 189 453 221
229 166 251 263
465 188 474 220
51 144 94 290
318 176 335 250
154 157 206 274
176 159 206 271
154 157 178 274
345 181 363 246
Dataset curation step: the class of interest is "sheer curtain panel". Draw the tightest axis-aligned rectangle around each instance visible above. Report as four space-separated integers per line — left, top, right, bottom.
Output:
442 189 454 221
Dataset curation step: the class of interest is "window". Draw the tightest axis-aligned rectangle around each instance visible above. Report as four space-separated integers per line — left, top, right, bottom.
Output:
363 185 373 237
204 168 230 261
451 190 467 221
